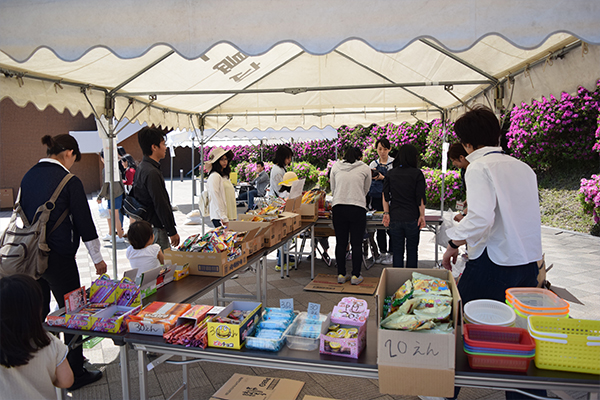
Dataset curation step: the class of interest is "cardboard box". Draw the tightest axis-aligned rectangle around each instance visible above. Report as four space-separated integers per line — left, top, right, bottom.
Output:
376 268 460 398
164 248 247 277
210 373 304 400
207 301 262 349
0 188 14 209
238 215 284 247
127 302 192 336
320 297 369 359
228 221 269 256
279 211 301 234
300 201 319 222
174 264 190 281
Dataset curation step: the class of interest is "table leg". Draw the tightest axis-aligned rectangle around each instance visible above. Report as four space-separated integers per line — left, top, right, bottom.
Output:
311 226 315 280
120 345 131 399
433 224 439 266
182 355 189 400
262 256 268 305
255 261 262 302
138 349 148 400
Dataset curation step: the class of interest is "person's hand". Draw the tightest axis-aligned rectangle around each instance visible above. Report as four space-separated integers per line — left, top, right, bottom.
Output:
454 213 465 222
94 261 107 275
382 213 390 227
222 221 229 229
169 233 180 247
417 215 426 229
442 246 459 270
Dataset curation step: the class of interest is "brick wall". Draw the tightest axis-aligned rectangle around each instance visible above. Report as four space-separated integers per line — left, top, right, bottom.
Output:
0 98 99 202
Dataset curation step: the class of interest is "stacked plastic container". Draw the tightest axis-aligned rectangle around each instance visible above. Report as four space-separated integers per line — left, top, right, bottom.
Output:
463 324 536 372
528 316 600 374
463 299 516 327
505 288 569 329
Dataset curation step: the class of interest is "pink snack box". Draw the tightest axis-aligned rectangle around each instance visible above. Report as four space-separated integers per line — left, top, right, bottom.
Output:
320 297 369 359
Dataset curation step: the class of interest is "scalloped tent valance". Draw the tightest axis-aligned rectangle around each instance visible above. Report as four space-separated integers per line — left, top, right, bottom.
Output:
1 0 599 132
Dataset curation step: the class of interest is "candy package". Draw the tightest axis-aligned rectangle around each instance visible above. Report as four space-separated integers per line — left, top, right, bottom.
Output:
412 272 451 297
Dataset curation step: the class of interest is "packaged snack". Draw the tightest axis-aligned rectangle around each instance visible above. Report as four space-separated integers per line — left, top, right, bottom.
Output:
412 272 451 297
380 312 436 331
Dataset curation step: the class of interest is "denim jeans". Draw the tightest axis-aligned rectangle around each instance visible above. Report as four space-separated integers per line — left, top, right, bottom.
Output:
238 189 258 211
457 248 539 304
388 220 420 268
107 194 124 225
332 205 366 277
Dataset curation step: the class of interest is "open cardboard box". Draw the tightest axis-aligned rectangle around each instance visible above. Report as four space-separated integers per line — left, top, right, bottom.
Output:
285 195 317 223
123 264 177 298
238 214 284 247
376 268 461 398
228 220 270 256
210 373 304 400
164 226 260 277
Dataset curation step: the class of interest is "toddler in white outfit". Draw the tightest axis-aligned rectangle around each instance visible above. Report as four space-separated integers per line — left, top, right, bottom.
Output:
126 220 164 278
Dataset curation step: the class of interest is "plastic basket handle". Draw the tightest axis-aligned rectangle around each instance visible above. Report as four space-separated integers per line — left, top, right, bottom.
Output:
527 317 567 339
529 332 567 344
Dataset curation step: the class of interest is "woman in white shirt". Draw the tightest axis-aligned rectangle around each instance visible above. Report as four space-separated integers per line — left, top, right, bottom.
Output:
269 145 293 198
206 147 234 228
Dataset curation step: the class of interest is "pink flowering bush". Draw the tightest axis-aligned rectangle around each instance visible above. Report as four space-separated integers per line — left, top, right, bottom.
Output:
234 161 272 182
421 120 458 168
291 161 319 185
317 159 336 191
578 174 600 224
422 168 464 207
506 80 600 170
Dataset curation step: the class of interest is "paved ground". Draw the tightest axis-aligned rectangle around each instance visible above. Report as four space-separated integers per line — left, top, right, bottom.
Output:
1 178 598 400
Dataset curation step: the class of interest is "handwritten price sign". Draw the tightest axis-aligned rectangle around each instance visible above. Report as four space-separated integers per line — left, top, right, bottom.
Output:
378 333 453 369
307 302 321 320
280 298 294 311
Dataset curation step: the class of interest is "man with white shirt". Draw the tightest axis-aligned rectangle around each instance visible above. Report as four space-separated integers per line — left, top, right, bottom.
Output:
442 106 542 304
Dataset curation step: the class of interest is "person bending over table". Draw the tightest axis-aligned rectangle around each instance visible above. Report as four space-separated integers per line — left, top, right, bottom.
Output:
441 106 544 400
238 161 269 212
381 144 426 268
330 146 371 285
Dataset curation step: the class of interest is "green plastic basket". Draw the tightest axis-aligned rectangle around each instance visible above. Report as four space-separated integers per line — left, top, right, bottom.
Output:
528 316 600 374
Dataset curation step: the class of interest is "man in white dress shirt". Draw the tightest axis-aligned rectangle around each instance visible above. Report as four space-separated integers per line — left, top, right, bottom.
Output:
442 106 542 304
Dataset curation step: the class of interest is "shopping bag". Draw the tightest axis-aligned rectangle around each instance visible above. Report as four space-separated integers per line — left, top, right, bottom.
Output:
98 202 110 219
436 209 458 248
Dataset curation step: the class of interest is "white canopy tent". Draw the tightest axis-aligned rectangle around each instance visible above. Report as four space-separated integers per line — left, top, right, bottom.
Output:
1 0 599 277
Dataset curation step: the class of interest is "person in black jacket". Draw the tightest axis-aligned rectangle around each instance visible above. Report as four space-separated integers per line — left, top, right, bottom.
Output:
131 127 180 250
382 144 426 268
19 134 107 391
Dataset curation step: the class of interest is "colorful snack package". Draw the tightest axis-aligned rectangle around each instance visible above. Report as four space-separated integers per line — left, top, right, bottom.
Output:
412 272 451 297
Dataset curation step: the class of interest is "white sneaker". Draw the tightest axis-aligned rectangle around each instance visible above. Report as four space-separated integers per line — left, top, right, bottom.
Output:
382 253 393 265
114 237 125 244
351 275 363 285
102 234 111 242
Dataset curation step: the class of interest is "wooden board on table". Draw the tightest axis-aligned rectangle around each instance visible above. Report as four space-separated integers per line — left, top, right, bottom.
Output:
304 274 379 295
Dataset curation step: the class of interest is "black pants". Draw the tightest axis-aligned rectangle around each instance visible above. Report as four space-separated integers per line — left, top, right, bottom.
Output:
332 205 366 277
370 195 390 253
38 252 86 377
212 219 222 228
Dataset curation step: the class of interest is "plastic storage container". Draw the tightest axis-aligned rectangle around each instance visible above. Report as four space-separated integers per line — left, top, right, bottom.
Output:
464 299 516 327
507 301 568 329
505 288 569 313
528 316 600 374
285 312 329 351
463 324 535 351
246 309 297 352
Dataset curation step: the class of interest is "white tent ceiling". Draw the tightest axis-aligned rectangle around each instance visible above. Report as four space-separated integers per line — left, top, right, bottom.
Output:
1 0 599 133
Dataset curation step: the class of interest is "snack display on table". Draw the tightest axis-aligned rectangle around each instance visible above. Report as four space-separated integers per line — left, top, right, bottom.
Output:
286 312 329 351
45 275 141 333
207 301 262 349
127 302 192 335
320 297 369 358
177 227 246 261
246 197 286 220
246 308 297 351
163 305 213 348
380 272 453 332
301 189 324 204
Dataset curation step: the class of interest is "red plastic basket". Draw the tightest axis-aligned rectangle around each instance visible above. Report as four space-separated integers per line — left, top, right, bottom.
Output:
464 323 535 352
467 353 534 372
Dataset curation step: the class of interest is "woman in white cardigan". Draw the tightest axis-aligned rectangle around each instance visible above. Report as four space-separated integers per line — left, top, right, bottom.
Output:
206 147 234 228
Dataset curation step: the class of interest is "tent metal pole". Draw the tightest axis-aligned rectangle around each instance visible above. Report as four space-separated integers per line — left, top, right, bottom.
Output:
260 139 264 162
200 116 206 236
107 116 118 278
170 148 174 202
440 110 447 218
333 49 444 112
119 80 492 97
108 51 175 96
191 135 195 207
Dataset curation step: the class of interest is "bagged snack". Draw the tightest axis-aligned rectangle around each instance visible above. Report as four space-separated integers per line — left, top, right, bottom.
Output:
412 272 451 297
380 312 436 331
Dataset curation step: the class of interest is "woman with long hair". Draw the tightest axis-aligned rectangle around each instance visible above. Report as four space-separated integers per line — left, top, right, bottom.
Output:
0 274 74 399
18 134 106 390
206 147 234 228
121 154 138 193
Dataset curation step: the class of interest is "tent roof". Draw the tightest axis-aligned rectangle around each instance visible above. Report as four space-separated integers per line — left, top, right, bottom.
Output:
1 1 598 132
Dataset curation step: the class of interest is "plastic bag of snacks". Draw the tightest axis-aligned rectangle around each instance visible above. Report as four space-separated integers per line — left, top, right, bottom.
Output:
381 272 453 331
177 227 247 256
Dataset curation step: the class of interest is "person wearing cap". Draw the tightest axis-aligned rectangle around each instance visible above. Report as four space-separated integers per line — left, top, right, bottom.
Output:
18 134 107 391
206 147 234 228
330 146 372 285
132 127 180 250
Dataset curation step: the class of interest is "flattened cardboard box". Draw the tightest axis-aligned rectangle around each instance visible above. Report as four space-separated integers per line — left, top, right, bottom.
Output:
211 373 304 400
376 268 460 398
304 273 379 295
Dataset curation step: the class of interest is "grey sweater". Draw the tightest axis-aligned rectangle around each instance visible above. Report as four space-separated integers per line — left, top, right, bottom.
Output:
330 160 372 209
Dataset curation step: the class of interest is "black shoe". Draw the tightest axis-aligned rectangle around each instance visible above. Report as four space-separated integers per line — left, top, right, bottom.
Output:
68 368 103 391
